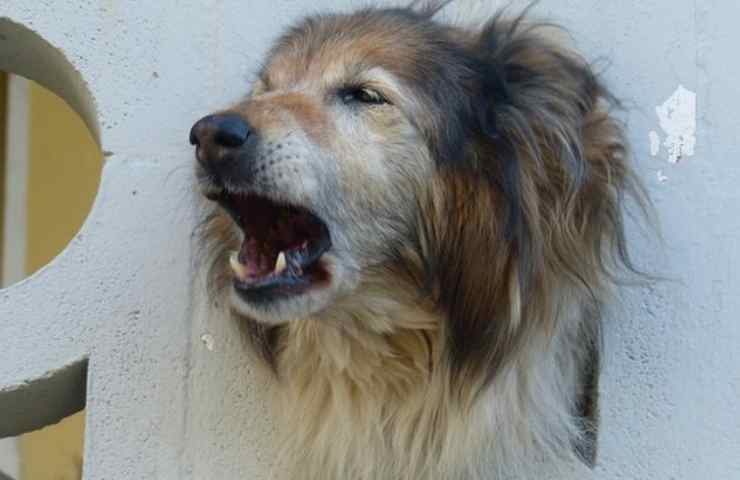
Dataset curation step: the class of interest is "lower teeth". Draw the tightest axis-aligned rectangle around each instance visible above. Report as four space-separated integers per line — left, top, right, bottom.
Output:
274 251 287 274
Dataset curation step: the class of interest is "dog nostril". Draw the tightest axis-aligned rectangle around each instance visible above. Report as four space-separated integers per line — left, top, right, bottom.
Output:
190 116 212 147
189 125 200 146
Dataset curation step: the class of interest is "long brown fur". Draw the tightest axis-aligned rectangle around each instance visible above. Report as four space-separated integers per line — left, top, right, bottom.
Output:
194 2 649 479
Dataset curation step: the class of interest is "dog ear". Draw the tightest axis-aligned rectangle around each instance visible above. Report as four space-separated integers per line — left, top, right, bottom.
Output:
573 325 601 467
419 14 645 404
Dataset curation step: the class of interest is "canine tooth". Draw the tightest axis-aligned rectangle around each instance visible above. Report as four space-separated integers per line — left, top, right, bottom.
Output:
274 251 287 274
229 251 248 280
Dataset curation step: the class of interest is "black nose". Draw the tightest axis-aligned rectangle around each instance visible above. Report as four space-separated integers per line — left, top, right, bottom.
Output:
190 113 251 148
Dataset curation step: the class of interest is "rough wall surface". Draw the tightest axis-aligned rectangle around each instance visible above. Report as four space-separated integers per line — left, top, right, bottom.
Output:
0 1 738 479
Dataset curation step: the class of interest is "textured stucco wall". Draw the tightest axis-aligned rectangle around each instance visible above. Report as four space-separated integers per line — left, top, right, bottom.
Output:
0 1 738 479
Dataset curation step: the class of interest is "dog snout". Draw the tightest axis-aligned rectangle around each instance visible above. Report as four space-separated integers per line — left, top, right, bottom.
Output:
191 113 257 185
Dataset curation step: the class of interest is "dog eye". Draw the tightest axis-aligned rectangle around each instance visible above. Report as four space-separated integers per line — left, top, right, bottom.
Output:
340 86 388 106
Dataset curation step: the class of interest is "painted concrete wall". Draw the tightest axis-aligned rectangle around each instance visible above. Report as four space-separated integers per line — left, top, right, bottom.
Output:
0 1 738 479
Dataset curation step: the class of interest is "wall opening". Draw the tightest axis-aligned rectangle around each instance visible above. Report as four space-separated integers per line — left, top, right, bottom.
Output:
0 73 101 286
1 17 102 480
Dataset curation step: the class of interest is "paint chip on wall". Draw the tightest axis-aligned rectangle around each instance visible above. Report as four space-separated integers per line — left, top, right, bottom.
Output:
200 333 215 351
655 85 696 163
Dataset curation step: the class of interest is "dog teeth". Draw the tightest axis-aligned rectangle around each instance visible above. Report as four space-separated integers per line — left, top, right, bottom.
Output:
229 251 248 280
274 251 287 274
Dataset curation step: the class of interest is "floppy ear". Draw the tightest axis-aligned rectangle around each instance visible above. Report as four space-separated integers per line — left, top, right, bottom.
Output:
573 324 601 467
419 14 646 403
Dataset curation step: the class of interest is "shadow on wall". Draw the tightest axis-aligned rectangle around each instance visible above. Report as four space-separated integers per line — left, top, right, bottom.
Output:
0 71 99 479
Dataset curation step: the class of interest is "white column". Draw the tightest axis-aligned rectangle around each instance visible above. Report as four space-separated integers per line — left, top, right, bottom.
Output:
0 73 28 480
1 74 28 287
0 438 18 480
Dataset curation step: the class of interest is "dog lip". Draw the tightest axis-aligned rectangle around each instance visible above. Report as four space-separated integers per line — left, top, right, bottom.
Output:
202 188 223 201
232 249 331 304
232 231 332 289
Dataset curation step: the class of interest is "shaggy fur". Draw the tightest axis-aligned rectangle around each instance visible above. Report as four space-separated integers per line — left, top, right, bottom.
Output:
193 3 648 479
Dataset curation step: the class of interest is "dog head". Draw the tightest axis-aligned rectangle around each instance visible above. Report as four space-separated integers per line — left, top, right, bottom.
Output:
192 7 479 324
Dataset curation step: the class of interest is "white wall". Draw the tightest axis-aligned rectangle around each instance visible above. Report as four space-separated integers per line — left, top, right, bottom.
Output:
0 1 738 479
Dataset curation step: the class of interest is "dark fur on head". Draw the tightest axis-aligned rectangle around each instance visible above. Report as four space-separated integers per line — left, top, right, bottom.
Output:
414 6 647 398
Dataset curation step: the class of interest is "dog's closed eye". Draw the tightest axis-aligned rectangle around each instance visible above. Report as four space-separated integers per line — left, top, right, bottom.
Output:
339 85 389 106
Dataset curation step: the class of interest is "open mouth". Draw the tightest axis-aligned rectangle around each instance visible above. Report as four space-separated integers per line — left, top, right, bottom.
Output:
216 193 332 302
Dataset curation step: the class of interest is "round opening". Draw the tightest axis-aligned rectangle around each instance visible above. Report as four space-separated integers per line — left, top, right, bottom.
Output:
1 17 101 479
0 18 102 288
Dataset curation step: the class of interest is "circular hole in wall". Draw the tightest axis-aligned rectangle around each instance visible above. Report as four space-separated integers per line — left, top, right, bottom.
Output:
0 18 102 289
1 18 100 478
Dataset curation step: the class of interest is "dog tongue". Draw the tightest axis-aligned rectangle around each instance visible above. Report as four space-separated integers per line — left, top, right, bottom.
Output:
238 237 276 279
233 213 315 282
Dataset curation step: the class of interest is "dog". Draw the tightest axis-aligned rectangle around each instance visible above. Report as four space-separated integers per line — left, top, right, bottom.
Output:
190 2 648 478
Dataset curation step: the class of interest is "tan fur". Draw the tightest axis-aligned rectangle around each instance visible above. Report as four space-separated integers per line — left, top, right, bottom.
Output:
242 93 333 147
195 4 649 479
262 277 591 479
